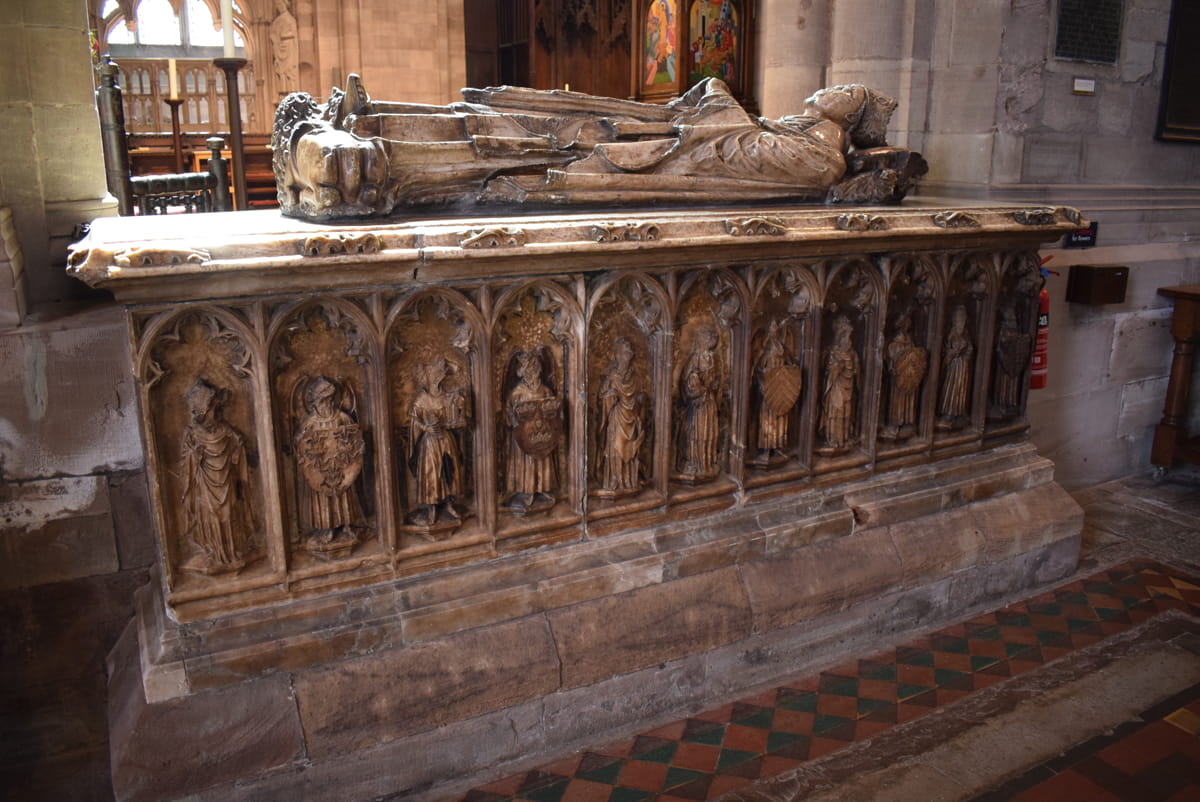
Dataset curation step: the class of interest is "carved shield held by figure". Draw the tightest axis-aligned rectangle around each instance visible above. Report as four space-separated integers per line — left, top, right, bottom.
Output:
296 419 365 496
894 347 929 393
763 364 804 416
513 397 564 458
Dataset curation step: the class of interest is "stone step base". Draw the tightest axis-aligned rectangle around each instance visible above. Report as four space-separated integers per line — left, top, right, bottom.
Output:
106 444 1082 801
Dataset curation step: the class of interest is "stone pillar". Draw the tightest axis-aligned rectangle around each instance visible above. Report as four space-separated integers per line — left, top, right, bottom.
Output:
755 0 830 119
828 0 933 152
0 0 116 311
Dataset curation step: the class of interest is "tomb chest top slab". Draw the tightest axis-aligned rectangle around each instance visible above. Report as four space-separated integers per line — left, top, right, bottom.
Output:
68 203 1085 305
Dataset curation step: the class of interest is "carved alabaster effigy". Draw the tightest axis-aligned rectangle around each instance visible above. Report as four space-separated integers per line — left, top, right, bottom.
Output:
271 75 929 221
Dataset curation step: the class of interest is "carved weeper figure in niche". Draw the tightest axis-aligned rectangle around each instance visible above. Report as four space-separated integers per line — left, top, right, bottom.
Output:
937 306 975 431
753 319 802 467
505 349 564 514
273 74 927 221
676 325 722 482
880 314 928 440
992 304 1032 417
179 379 262 575
595 337 648 498
818 316 860 454
406 358 468 531
294 376 366 557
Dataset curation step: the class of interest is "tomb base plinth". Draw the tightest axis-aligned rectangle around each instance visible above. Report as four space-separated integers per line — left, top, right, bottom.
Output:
107 443 1081 801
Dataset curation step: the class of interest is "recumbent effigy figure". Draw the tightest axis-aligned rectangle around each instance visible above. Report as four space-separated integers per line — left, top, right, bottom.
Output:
273 75 928 221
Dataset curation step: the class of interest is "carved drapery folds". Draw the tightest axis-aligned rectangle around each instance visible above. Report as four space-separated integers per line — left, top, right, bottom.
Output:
389 291 478 539
673 270 743 484
143 312 265 580
588 274 666 503
817 262 879 459
125 241 1059 619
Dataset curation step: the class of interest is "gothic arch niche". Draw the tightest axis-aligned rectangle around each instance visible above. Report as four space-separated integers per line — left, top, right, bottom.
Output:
140 308 270 593
935 253 997 444
878 254 941 458
671 267 747 494
747 263 818 479
386 289 486 546
269 300 382 570
815 258 882 470
491 280 584 542
988 251 1042 428
586 272 670 518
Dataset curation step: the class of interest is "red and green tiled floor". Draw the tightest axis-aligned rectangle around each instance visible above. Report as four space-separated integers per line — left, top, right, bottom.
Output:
454 562 1200 802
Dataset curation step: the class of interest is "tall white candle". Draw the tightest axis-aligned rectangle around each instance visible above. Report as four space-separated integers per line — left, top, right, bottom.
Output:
168 58 178 99
221 0 235 57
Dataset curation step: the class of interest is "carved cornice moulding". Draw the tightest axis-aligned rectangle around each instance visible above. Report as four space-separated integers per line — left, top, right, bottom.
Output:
68 203 1085 304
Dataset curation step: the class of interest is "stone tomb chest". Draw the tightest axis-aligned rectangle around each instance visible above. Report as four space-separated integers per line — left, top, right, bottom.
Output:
71 202 1085 801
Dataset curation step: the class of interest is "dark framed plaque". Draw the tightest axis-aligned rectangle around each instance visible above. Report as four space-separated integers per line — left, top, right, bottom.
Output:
1156 0 1200 143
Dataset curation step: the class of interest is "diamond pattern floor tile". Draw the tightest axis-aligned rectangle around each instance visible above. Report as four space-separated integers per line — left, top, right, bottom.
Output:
458 562 1200 802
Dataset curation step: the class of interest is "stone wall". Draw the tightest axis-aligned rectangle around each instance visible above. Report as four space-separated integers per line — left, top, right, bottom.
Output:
294 0 466 105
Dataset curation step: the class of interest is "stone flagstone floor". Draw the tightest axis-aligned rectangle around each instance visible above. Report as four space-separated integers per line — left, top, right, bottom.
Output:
444 469 1200 802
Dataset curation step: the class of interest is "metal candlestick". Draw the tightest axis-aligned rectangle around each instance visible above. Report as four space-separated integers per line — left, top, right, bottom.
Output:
213 57 248 210
165 98 185 173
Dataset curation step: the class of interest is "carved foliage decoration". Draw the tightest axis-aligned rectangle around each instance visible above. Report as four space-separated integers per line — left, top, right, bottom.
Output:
937 255 993 433
749 266 816 468
817 260 879 455
271 303 375 559
493 284 577 515
879 257 937 443
587 274 667 498
990 252 1040 420
144 310 264 579
673 270 742 483
388 291 478 538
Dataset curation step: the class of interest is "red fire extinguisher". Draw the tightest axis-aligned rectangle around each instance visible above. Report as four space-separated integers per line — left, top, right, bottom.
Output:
1030 256 1053 389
